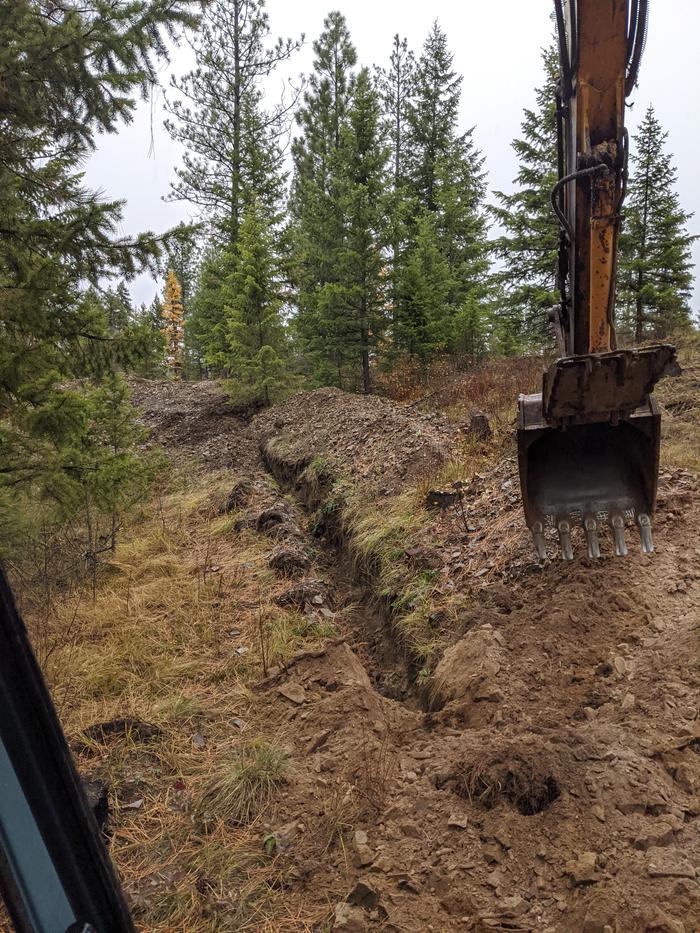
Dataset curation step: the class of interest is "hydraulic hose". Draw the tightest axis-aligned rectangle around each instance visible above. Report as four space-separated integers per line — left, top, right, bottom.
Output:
553 0 574 100
625 0 649 96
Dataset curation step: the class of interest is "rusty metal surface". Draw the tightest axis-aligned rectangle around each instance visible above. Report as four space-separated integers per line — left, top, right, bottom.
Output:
542 344 678 424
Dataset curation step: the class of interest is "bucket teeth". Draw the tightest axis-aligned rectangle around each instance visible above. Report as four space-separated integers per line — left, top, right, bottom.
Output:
610 514 628 557
557 519 574 560
637 513 654 554
531 521 547 560
583 516 600 559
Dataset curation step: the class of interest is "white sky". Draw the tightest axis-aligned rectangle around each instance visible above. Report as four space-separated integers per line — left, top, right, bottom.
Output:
85 0 700 311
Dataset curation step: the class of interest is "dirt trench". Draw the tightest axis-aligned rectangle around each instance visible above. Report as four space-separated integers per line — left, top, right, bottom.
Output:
130 379 700 933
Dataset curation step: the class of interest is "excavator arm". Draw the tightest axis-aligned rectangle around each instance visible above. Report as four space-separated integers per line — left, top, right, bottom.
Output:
517 0 678 560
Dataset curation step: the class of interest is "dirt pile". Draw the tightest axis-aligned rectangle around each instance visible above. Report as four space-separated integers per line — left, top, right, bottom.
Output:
255 386 454 494
129 377 260 472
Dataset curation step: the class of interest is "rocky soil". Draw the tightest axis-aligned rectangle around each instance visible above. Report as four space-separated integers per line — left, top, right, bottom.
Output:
128 374 700 933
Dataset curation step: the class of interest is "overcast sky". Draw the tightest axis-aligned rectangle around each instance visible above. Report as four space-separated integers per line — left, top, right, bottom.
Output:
85 0 700 312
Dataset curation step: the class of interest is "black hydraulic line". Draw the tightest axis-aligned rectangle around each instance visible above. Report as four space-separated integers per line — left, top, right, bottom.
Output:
625 0 649 96
554 88 570 353
550 163 608 244
627 0 639 64
553 0 573 100
0 564 136 933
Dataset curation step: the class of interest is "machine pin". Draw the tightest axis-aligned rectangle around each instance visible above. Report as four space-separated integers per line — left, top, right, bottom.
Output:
557 519 574 560
611 514 628 557
583 516 600 559
637 513 654 554
531 521 547 560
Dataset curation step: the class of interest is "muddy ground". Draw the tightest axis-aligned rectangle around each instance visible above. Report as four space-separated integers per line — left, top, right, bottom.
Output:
127 374 700 933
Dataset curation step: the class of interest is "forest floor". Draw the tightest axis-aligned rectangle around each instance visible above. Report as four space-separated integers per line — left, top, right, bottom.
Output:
28 339 700 932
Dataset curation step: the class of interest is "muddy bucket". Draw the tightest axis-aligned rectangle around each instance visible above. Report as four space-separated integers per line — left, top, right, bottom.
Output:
516 346 676 560
517 394 661 559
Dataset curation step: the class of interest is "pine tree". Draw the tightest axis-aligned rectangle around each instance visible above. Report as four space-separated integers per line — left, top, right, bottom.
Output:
618 105 697 342
405 22 462 213
333 68 390 393
434 134 491 346
492 44 560 352
395 210 451 359
84 375 156 555
391 21 491 361
164 0 300 245
375 34 416 301
0 0 196 507
221 201 288 406
130 299 167 377
289 11 358 385
162 270 185 376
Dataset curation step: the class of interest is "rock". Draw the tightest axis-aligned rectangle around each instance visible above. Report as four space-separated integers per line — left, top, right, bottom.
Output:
447 813 468 829
221 480 250 513
264 820 300 854
613 656 627 675
255 504 292 532
431 626 503 710
81 776 109 830
276 579 328 610
268 547 310 576
483 843 503 865
306 729 331 754
499 895 527 917
616 799 646 816
277 682 306 705
633 823 675 851
333 902 368 932
468 409 492 441
646 847 696 879
191 732 206 750
567 851 599 885
353 830 374 867
591 804 606 823
347 879 380 910
425 489 459 510
638 907 686 932
621 692 636 711
673 763 697 794
582 901 614 933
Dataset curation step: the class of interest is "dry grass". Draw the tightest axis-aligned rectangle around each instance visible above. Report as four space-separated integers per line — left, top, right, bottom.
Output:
376 352 545 434
657 331 700 474
196 739 289 829
19 465 327 932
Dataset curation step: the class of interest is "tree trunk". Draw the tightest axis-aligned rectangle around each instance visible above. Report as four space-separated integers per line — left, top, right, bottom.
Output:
230 0 242 246
362 346 371 394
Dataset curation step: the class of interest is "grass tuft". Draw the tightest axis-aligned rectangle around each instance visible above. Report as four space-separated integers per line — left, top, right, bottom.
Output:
196 739 289 829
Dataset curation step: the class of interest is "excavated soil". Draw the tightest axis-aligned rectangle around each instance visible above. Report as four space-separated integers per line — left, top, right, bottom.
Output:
131 378 700 933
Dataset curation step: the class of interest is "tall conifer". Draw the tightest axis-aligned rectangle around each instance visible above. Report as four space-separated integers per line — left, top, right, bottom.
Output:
492 44 559 352
164 0 300 244
618 106 696 341
289 11 357 385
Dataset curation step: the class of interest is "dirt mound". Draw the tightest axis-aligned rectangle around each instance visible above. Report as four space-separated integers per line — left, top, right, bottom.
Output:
255 386 455 494
129 377 260 472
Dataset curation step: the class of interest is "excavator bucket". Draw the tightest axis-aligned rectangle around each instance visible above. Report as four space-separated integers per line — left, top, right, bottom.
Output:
517 345 677 560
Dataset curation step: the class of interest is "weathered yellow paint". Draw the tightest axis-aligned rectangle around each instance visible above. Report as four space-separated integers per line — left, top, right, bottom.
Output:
571 0 628 355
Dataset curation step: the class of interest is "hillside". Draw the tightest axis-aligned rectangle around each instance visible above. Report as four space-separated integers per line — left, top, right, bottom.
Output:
28 344 700 932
